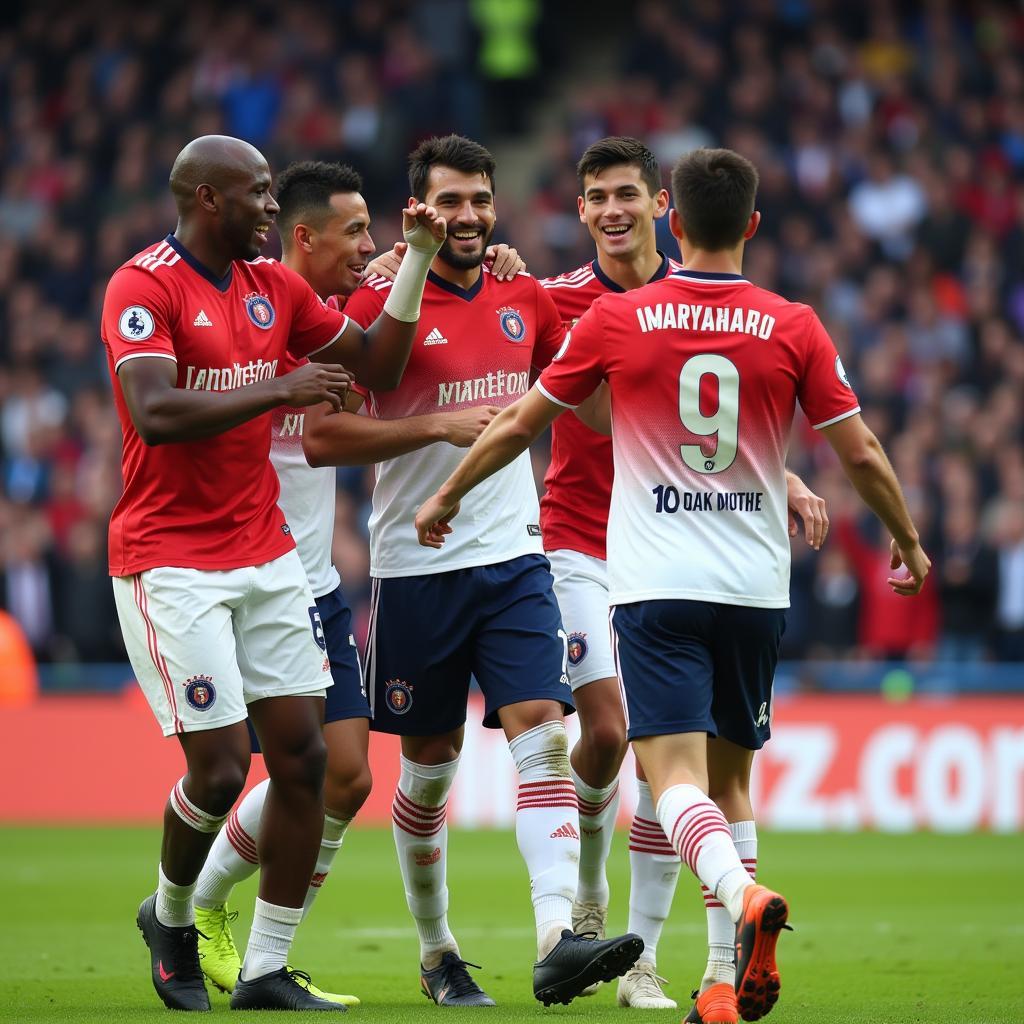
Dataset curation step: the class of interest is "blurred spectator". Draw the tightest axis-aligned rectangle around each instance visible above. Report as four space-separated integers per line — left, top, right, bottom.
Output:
993 502 1024 661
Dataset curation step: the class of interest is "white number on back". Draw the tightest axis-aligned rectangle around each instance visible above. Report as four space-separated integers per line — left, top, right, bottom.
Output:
678 354 739 474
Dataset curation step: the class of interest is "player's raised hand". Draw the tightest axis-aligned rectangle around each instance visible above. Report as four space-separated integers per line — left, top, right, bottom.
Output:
365 242 408 282
484 243 526 281
280 362 352 413
888 538 931 596
785 470 829 550
442 406 500 447
403 201 446 254
416 492 460 548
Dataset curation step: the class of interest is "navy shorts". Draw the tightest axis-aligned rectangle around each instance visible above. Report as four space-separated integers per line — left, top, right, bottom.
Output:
610 599 785 750
249 583 370 752
365 554 574 735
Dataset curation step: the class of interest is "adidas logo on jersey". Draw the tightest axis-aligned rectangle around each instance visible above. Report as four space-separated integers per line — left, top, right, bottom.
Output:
550 822 580 840
423 327 448 346
193 310 213 327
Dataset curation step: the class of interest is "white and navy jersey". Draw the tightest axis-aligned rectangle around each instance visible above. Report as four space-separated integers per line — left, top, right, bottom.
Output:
345 269 565 578
539 270 861 609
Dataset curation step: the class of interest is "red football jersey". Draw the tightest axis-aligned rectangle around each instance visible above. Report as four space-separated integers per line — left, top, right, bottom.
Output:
102 235 349 576
538 269 861 608
540 254 682 559
345 267 564 577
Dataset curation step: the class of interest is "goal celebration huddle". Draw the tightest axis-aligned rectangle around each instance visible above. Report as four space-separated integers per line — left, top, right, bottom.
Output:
102 132 928 1019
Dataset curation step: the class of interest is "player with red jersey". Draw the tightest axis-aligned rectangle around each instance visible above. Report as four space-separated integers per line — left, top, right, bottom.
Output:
540 138 825 1012
102 135 445 1012
416 148 930 1023
303 135 643 1007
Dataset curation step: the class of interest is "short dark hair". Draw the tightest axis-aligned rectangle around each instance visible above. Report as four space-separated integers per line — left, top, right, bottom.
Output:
670 148 759 251
274 161 364 243
576 136 662 198
408 134 496 200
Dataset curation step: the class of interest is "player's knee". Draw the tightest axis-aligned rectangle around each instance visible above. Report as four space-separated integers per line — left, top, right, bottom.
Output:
707 774 748 810
581 716 628 765
269 731 328 796
191 761 248 814
325 761 372 819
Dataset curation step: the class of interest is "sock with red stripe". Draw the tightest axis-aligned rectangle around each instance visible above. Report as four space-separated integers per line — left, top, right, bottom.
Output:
510 721 579 958
570 764 619 907
656 784 751 923
303 813 351 918
392 755 460 970
627 779 681 967
701 819 757 990
193 780 264 911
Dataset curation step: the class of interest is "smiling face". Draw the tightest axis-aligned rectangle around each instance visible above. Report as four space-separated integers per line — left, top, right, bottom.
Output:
217 156 280 261
422 166 496 271
578 163 668 262
303 191 375 297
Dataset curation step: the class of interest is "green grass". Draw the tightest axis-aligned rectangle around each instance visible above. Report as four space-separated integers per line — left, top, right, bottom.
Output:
0 827 1021 1022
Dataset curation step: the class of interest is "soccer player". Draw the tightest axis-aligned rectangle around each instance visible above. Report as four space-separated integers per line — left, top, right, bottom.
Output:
101 135 444 1012
415 147 930 1024
540 137 826 1011
303 134 644 1006
191 160 520 1004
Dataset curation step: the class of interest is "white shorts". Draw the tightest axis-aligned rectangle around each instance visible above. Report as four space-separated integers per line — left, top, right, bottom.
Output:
546 548 616 691
113 549 331 737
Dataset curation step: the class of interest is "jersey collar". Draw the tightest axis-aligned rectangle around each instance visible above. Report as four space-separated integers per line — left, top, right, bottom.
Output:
427 268 484 302
671 269 750 283
165 234 234 292
591 251 672 293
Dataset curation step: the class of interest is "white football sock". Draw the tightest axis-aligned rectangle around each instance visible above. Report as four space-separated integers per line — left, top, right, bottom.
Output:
194 780 265 910
571 764 619 908
627 779 681 967
392 755 460 970
656 784 752 922
239 898 301 981
303 813 351 918
510 721 579 959
701 819 758 990
156 864 196 928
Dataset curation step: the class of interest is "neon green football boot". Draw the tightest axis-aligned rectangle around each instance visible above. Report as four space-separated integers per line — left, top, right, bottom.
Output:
289 969 360 1007
194 902 242 993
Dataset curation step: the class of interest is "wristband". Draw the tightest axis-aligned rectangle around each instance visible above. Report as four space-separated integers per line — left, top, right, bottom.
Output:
383 243 434 323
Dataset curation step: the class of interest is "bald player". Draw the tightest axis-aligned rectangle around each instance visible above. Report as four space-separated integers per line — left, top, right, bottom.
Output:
100 135 445 1012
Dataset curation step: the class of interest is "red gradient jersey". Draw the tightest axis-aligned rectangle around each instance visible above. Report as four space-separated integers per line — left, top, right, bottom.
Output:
101 235 349 576
539 254 681 559
538 270 860 608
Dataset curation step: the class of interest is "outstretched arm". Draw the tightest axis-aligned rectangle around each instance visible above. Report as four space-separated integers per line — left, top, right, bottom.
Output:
415 387 563 547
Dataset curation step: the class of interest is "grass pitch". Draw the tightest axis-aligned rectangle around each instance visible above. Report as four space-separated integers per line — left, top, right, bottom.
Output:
0 827 1020 1023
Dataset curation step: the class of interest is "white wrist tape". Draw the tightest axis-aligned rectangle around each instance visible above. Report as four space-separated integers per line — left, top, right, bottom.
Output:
383 243 435 323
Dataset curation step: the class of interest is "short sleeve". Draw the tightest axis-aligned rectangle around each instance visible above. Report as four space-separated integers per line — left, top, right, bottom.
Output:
536 301 606 409
797 309 861 429
280 263 350 358
531 281 569 372
342 276 389 331
101 269 177 373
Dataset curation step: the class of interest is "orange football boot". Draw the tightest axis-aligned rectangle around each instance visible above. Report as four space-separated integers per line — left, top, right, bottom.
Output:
734 884 790 1021
693 982 739 1023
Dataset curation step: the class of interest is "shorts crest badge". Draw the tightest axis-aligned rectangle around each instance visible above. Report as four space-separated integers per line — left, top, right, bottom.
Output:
385 679 413 715
567 632 588 665
497 306 527 343
245 294 276 330
184 674 216 711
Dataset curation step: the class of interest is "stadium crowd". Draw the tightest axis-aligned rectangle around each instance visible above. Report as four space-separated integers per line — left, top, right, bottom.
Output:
1 0 1022 669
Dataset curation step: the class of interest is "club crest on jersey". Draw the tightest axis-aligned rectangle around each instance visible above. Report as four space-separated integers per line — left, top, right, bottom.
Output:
567 632 588 665
183 675 216 711
118 305 156 341
497 306 527 343
245 293 276 330
385 679 413 715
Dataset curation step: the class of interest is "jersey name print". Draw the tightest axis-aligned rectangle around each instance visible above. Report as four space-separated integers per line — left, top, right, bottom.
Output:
101 235 349 576
538 270 860 608
539 254 681 560
345 268 564 578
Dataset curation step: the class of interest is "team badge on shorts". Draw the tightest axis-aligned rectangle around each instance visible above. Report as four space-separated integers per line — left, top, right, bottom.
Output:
567 632 588 665
245 294 276 329
118 305 156 341
497 306 527 343
384 679 413 714
183 674 217 711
